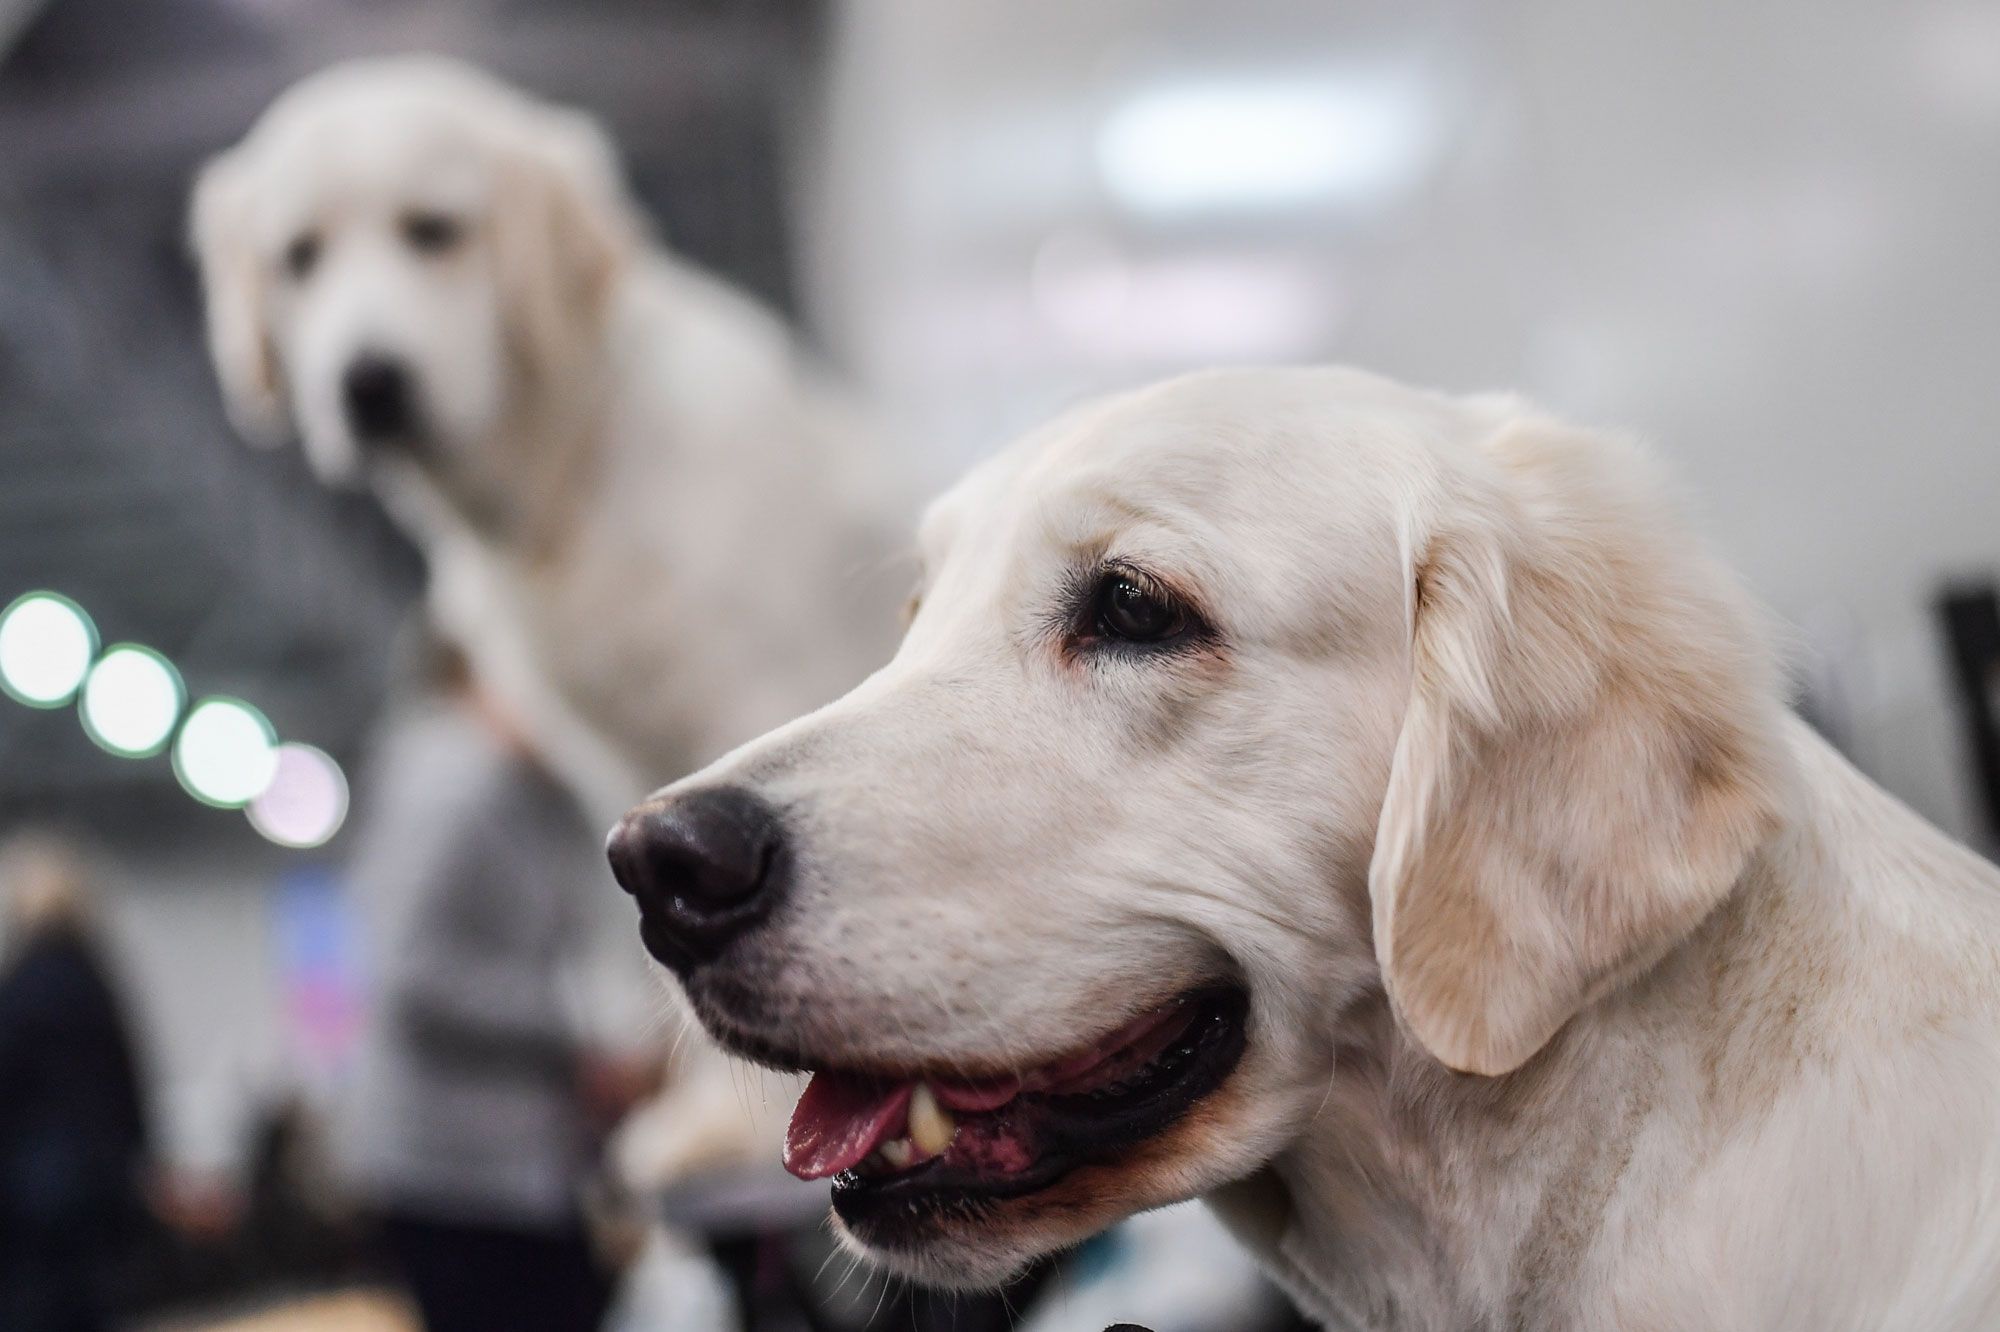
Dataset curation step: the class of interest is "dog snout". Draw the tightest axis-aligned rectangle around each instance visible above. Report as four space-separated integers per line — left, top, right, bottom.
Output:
341 352 416 441
606 786 787 970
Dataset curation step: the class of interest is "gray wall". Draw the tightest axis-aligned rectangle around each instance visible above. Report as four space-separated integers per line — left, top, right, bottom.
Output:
807 0 2000 849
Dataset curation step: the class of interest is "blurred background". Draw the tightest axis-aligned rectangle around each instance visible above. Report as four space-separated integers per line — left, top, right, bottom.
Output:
1 0 1998 1328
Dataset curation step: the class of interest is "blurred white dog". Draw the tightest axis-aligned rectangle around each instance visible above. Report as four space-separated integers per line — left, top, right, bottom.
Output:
191 56 906 819
610 367 2000 1329
192 57 906 1182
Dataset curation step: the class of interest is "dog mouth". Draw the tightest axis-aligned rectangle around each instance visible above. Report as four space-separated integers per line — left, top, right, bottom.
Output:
768 985 1248 1242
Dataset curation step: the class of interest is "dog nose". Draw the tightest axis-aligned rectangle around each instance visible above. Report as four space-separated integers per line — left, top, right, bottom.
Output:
606 787 786 969
342 353 414 441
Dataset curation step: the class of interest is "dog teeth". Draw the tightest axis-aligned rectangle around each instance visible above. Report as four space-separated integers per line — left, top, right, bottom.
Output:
862 1086 959 1173
909 1083 957 1157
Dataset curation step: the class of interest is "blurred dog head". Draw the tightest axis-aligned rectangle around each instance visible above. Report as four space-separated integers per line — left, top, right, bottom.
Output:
607 366 1786 1288
191 57 638 528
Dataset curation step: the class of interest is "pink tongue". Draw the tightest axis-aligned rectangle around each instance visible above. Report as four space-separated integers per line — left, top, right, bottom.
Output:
784 1074 913 1180
931 1073 1023 1112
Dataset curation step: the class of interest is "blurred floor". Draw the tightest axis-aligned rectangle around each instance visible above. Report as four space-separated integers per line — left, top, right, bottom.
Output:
146 1289 417 1332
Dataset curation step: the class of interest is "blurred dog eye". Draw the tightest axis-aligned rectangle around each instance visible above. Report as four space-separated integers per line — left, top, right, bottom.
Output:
402 211 464 255
282 232 320 280
1090 570 1192 645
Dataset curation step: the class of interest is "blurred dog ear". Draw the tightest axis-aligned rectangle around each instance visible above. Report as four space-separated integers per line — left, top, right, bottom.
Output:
190 151 287 444
493 108 641 382
1369 415 1787 1076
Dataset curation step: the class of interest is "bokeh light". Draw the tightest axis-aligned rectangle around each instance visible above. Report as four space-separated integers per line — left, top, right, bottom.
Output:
80 645 184 757
173 697 280 808
1096 76 1436 218
0 591 98 707
246 743 349 848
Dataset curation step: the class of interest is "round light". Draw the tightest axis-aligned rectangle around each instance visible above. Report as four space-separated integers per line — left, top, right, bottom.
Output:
246 744 349 848
0 592 98 707
79 645 184 757
173 697 279 808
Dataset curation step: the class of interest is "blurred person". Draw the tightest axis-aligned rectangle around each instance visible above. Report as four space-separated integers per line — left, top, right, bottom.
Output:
239 1095 369 1289
0 833 154 1332
343 642 642 1332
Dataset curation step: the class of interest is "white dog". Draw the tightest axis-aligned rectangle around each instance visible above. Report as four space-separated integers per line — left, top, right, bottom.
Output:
608 366 2000 1330
192 57 905 1181
191 56 906 818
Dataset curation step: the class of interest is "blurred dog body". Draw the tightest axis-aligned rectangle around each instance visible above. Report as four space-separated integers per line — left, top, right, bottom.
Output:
613 367 2000 1328
192 58 902 1184
191 57 905 817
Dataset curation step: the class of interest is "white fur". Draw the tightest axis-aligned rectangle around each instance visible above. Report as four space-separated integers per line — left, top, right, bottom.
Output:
192 56 909 812
640 365 2000 1328
193 57 908 1177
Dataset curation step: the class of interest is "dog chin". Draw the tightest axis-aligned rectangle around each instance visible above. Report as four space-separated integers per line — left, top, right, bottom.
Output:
833 1215 1051 1292
296 424 365 487
833 1158 1178 1291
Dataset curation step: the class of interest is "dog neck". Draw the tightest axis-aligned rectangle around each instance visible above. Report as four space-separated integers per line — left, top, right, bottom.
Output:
488 348 613 562
1233 721 2000 1330
1245 738 1862 1329
382 349 612 568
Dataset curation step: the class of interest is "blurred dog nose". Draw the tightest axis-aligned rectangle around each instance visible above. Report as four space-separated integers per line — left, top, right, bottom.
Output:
606 787 786 969
342 353 414 440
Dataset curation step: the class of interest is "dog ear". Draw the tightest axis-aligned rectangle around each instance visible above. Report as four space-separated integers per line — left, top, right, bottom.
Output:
493 108 640 382
190 152 287 444
1369 415 1787 1076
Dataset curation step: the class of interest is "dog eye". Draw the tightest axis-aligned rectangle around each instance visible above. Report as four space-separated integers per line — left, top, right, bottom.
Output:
402 211 465 255
282 232 320 280
1090 571 1191 645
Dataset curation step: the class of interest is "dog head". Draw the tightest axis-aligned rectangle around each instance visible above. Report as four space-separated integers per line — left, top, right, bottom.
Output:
606 366 1788 1287
191 56 638 533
